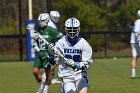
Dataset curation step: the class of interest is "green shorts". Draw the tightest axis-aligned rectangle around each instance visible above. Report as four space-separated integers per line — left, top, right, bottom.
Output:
33 51 51 68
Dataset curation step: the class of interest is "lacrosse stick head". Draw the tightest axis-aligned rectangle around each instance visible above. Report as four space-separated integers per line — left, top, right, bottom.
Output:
26 23 35 31
26 23 39 39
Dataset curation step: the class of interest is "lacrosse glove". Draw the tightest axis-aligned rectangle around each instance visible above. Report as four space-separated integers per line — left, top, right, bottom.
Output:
65 59 76 69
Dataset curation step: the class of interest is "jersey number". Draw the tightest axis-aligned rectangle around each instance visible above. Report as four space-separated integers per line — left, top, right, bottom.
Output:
39 39 46 50
65 54 81 62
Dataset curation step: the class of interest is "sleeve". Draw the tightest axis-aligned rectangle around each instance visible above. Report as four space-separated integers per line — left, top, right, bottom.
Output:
76 40 93 70
49 27 63 42
134 20 140 33
133 20 140 41
53 40 64 64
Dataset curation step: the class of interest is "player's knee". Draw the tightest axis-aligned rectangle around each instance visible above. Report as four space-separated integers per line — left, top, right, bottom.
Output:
33 69 40 76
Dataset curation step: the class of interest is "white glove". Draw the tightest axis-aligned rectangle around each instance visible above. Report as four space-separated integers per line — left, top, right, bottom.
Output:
30 31 39 40
48 43 62 56
48 43 55 50
65 59 76 68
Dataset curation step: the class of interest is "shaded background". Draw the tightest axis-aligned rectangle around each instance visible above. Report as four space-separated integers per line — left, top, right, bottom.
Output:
0 0 139 61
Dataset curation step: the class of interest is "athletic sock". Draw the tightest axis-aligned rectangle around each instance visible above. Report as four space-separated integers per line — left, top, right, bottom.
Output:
40 80 45 89
132 68 136 77
132 68 136 74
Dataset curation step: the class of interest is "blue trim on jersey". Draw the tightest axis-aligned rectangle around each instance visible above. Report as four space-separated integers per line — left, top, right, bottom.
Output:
131 26 135 33
66 36 81 46
51 19 56 24
61 83 65 93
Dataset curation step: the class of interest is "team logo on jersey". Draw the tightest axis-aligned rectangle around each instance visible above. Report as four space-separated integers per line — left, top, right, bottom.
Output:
64 48 82 54
42 35 49 38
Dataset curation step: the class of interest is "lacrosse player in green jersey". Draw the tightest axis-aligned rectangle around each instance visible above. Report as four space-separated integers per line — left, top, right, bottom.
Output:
28 13 63 93
41 11 62 84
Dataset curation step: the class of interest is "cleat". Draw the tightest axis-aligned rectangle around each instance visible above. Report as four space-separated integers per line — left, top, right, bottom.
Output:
51 78 61 84
42 90 48 93
131 73 136 79
36 87 43 93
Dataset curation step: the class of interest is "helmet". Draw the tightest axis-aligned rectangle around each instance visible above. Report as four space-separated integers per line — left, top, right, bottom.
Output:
65 17 80 39
137 10 140 17
38 13 50 27
50 11 60 23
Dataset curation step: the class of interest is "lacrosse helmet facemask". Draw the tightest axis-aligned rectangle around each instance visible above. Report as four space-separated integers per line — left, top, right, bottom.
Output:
38 13 50 28
65 17 80 41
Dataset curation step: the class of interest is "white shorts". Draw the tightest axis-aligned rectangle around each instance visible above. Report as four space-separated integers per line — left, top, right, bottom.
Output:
131 43 140 57
61 72 88 93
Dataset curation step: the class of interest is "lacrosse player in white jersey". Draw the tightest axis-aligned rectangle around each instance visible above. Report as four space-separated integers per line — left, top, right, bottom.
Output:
41 10 62 84
130 10 140 78
54 17 93 93
48 10 60 30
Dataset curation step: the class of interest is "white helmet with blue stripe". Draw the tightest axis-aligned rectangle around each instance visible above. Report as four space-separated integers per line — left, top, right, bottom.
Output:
65 17 80 39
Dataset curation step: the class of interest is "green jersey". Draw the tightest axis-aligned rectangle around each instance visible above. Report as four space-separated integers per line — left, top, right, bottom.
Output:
36 26 62 50
33 26 62 68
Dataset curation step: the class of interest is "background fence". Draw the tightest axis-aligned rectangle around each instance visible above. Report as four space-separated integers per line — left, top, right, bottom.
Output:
0 31 131 61
0 0 137 61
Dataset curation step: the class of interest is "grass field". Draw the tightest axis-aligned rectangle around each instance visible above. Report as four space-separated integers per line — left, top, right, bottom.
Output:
0 58 140 93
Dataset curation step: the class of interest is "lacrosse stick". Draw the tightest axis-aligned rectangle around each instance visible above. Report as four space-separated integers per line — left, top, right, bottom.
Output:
26 23 67 61
26 24 78 70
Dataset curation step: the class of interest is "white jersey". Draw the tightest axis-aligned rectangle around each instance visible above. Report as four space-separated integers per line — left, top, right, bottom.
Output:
55 36 93 77
130 19 140 44
48 20 57 30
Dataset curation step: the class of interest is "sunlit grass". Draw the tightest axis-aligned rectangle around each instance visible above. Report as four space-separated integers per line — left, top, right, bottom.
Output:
0 58 140 93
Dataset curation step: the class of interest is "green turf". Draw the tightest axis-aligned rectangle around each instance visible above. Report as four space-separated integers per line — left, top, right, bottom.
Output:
0 58 140 93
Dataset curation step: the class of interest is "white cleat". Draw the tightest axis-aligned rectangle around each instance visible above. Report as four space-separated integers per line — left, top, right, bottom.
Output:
51 78 62 84
36 87 43 93
36 80 45 93
42 89 48 93
131 73 136 79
